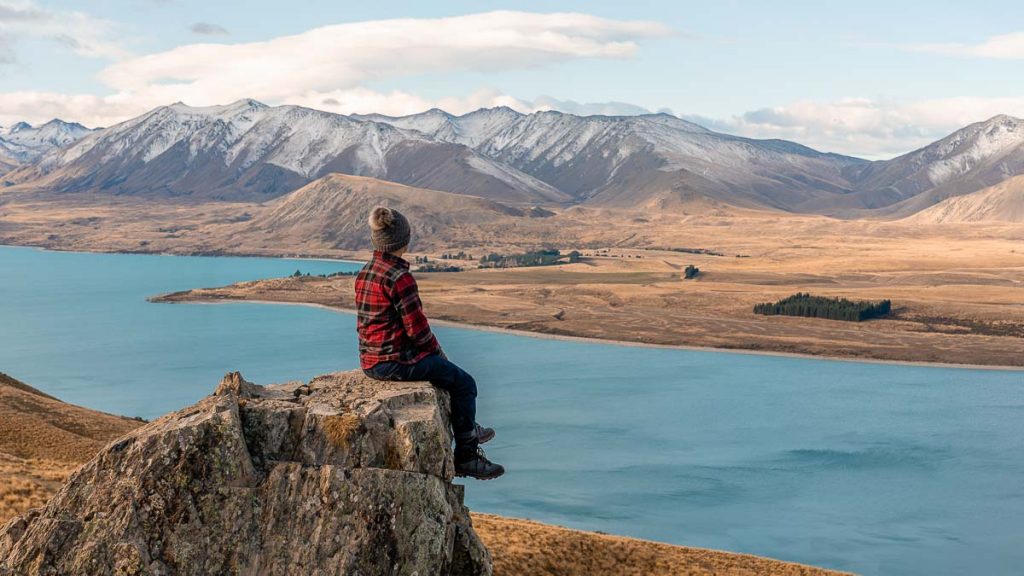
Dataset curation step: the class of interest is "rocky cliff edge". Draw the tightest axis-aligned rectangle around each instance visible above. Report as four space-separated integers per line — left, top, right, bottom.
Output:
0 371 491 575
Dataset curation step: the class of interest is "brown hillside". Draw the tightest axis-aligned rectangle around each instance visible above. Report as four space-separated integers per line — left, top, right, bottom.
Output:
0 372 141 463
907 174 1024 223
234 173 537 252
0 372 142 524
473 514 846 576
0 372 57 400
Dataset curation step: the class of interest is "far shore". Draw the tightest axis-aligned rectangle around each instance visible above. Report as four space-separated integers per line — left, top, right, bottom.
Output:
155 296 1024 372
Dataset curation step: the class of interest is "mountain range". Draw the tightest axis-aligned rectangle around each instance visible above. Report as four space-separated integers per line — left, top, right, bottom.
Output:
0 120 93 167
4 100 1024 221
357 107 864 212
7 100 563 203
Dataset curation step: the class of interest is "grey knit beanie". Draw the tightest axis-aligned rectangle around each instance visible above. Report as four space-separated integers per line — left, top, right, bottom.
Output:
368 206 411 253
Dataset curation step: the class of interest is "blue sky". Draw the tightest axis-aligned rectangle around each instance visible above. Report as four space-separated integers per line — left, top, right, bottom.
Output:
3 0 1024 158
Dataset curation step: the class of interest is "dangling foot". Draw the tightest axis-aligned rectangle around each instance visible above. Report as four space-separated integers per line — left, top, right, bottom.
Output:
455 445 505 480
475 423 495 444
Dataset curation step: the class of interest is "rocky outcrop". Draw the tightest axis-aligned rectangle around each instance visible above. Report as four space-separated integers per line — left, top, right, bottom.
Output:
0 371 491 575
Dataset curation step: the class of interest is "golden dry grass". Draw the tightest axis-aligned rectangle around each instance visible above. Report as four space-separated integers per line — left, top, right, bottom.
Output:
0 372 143 463
0 372 143 523
322 413 362 451
0 454 77 523
471 513 848 576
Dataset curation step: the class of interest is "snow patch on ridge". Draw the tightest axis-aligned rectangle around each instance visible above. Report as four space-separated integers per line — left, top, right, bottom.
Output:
0 119 93 164
924 117 1024 186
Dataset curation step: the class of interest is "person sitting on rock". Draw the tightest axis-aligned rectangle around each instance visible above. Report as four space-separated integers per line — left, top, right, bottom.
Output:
356 206 505 480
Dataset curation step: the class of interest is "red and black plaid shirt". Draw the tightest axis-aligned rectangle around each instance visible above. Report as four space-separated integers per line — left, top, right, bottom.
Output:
355 251 440 369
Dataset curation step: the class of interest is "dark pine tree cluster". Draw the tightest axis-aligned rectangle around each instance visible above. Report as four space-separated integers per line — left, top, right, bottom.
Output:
417 262 462 272
753 293 892 322
479 249 563 268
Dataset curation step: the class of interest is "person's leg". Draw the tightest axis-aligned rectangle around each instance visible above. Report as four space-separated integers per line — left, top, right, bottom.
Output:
365 355 503 479
365 355 477 446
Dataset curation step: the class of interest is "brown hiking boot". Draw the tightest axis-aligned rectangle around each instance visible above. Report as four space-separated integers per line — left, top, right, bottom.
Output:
455 446 505 480
475 423 495 444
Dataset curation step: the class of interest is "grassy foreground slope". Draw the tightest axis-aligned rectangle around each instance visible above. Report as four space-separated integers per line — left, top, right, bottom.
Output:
0 373 846 575
473 514 845 576
0 372 141 522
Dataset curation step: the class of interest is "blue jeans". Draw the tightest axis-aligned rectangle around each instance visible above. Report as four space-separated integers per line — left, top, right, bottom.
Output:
364 354 478 446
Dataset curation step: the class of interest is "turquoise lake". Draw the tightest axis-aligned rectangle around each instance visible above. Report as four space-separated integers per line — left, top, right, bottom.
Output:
1 245 1022 575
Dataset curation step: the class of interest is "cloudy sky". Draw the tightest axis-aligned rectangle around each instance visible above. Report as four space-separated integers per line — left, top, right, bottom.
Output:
2 0 1024 159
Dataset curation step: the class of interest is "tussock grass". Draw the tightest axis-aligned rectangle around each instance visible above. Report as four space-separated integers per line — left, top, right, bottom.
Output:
322 413 361 452
471 513 848 576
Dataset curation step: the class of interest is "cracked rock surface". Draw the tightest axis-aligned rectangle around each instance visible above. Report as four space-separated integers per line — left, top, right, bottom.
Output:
0 371 492 576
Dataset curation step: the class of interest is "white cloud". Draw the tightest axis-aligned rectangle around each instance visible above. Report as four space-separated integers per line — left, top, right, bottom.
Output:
528 96 656 116
909 31 1024 59
96 11 670 110
290 87 656 118
0 91 129 127
0 0 126 60
686 97 1024 159
291 87 525 118
0 11 668 126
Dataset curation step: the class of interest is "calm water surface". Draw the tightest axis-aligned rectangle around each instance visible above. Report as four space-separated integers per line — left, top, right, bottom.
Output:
1 245 1021 575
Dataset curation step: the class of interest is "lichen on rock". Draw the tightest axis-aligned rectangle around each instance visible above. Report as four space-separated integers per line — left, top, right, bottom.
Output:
0 371 492 575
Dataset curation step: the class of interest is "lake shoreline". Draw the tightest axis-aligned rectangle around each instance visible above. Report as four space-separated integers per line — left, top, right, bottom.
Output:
154 296 1024 372
8 242 1022 371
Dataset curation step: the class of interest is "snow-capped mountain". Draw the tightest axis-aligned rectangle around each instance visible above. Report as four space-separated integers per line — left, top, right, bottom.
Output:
354 106 528 148
0 119 93 166
373 108 1024 216
827 114 1024 216
11 100 1024 219
14 100 566 203
362 107 867 212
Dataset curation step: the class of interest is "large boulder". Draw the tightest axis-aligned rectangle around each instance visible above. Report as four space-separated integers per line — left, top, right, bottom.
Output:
0 371 491 575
